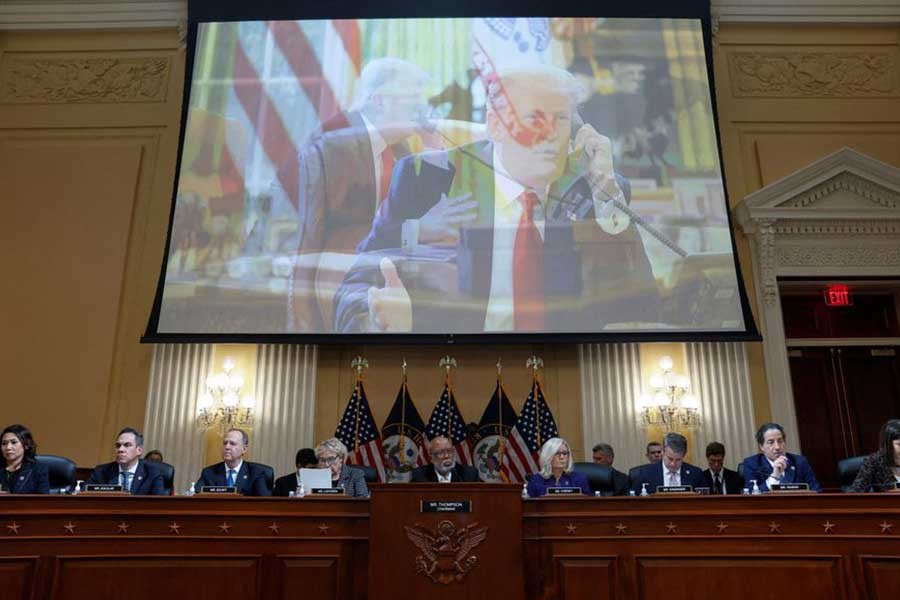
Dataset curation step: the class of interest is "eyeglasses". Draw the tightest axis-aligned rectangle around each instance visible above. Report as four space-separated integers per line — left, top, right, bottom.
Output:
430 449 455 459
318 455 341 465
554 450 571 458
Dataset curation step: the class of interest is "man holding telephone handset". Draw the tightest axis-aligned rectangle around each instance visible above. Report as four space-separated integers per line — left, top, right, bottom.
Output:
334 63 660 334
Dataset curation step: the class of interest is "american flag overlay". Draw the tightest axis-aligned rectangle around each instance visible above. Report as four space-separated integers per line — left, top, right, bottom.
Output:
425 384 473 465
335 380 386 482
501 380 559 483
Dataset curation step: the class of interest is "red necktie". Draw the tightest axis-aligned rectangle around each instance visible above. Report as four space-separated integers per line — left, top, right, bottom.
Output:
378 145 395 207
513 190 544 330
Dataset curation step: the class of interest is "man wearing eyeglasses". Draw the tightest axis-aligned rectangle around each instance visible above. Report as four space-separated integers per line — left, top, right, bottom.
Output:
410 436 480 483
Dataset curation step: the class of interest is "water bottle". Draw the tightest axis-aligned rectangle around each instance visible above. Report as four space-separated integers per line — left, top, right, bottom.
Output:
751 480 761 495
628 489 636 497
73 481 83 495
186 482 195 497
594 490 601 497
298 482 306 497
521 483 529 499
640 482 648 497
742 487 750 495
288 490 295 498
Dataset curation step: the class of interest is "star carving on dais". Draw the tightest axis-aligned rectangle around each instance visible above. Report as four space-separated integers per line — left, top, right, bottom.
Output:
565 523 577 536
218 522 232 534
716 522 729 534
318 522 331 535
268 522 280 534
6 522 21 535
63 521 77 534
880 521 894 534
168 522 181 534
822 521 836 533
665 522 678 534
768 521 781 534
117 522 130 534
614 523 628 535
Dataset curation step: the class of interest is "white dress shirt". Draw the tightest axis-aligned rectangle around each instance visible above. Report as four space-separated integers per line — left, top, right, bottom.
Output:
710 470 727 495
663 462 681 487
225 460 243 486
360 113 388 209
765 457 783 489
119 463 139 490
436 469 453 483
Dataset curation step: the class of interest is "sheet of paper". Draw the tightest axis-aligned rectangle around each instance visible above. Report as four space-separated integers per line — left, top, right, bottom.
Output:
299 468 332 490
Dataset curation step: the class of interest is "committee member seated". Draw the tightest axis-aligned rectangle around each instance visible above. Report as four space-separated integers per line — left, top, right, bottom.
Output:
144 450 164 463
851 419 900 492
195 428 270 496
1 424 49 494
87 427 165 495
739 422 821 492
411 436 479 483
703 441 743 495
630 432 705 494
527 437 591 497
591 442 630 496
315 438 369 497
273 447 318 497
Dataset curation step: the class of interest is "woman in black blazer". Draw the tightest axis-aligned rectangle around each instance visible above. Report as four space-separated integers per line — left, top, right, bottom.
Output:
1 424 49 494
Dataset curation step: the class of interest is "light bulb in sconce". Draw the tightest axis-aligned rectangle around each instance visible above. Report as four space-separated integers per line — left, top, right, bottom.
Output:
674 375 691 390
198 393 214 411
637 394 654 410
240 395 255 409
230 373 244 390
682 394 700 410
222 393 240 409
649 373 665 390
658 355 674 371
222 357 236 373
654 392 669 406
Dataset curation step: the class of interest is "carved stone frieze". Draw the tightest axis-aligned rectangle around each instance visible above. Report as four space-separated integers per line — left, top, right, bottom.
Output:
0 54 170 104
777 245 900 268
785 172 900 209
755 219 779 307
405 520 489 585
729 51 895 97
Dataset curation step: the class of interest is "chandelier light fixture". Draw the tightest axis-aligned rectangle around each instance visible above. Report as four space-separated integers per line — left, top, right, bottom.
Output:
637 355 700 432
197 357 255 431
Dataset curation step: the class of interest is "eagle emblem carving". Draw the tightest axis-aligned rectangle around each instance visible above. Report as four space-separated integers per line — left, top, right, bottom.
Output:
404 520 489 584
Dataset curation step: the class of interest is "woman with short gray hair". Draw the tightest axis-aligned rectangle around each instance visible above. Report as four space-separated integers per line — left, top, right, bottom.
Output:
526 437 591 498
314 437 368 497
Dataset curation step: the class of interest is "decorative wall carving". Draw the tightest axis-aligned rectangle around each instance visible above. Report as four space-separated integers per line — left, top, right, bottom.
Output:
405 521 489 584
0 54 170 103
787 172 900 209
778 246 900 267
729 52 895 97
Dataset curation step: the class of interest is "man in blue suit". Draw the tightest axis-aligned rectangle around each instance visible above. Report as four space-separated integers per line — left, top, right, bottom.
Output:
739 422 821 492
630 432 706 494
87 427 165 495
195 428 270 496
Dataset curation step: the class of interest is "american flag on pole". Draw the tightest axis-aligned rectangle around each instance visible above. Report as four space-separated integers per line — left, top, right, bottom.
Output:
334 380 386 482
501 379 559 483
425 384 473 466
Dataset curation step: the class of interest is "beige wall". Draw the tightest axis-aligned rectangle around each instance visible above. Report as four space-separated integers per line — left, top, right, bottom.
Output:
4 22 900 467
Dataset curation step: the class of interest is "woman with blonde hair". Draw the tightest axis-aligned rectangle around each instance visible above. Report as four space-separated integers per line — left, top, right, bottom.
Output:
315 437 369 497
526 437 591 498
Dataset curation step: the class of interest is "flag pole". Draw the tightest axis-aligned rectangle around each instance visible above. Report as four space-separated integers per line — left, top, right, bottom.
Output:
399 357 407 463
439 356 458 438
527 355 544 448
497 356 510 483
350 356 369 455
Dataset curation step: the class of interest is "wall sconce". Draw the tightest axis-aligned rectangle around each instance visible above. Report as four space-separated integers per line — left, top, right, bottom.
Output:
197 357 255 431
638 355 700 432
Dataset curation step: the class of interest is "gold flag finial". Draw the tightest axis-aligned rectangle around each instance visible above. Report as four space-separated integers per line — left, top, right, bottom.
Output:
351 356 369 377
526 355 544 374
439 355 457 375
401 357 408 377
496 356 503 376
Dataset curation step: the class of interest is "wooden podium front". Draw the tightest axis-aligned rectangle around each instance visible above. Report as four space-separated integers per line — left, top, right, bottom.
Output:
368 483 524 600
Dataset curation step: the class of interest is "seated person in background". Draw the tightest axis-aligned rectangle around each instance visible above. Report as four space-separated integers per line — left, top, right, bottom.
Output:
315 438 368 497
703 441 744 495
195 428 270 496
1 424 49 494
646 441 663 464
851 419 900 492
411 436 479 483
739 422 821 492
144 450 164 463
630 432 705 494
592 442 630 496
527 437 591 497
273 447 318 497
87 427 165 495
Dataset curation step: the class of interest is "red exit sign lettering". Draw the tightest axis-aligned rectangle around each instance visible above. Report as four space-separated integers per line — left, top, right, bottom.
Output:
823 285 852 307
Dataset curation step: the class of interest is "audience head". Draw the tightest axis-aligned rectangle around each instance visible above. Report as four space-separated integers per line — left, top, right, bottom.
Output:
878 419 900 467
592 442 615 466
353 57 430 143
316 438 348 479
295 447 318 469
222 428 249 467
539 437 573 478
144 450 164 463
705 441 726 474
428 436 457 476
115 427 144 469
662 432 688 473
1 424 37 467
756 423 786 462
646 441 663 464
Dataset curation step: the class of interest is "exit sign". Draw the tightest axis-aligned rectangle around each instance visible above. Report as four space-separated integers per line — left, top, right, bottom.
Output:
824 285 852 307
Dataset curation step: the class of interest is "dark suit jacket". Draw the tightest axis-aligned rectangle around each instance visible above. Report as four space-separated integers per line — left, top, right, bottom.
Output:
738 452 822 492
702 467 744 495
629 461 706 494
334 465 369 497
410 463 480 483
273 472 299 497
195 461 270 496
610 467 631 496
4 459 49 494
87 460 165 495
335 141 659 333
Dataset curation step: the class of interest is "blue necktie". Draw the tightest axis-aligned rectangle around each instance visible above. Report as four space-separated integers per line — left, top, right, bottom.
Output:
226 469 235 487
121 472 132 493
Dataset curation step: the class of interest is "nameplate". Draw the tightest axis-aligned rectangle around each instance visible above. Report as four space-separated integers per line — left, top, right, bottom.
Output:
547 487 581 495
770 483 810 492
421 500 472 513
656 485 694 494
200 486 237 494
83 484 123 493
310 488 344 495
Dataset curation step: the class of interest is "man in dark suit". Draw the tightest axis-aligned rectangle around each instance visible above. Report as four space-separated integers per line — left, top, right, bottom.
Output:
195 428 270 496
334 64 659 334
410 436 479 483
592 442 630 496
630 432 705 495
87 427 165 495
273 447 317 497
702 441 744 495
739 422 822 492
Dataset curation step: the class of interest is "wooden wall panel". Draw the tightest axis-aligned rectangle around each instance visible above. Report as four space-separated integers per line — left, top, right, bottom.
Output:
556 556 617 600
0 557 37 600
861 556 900 599
277 556 339 600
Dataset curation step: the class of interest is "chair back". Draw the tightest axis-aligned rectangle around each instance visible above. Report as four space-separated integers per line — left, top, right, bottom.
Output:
837 455 867 492
152 462 176 495
354 465 379 483
573 462 614 495
35 454 77 494
250 462 275 493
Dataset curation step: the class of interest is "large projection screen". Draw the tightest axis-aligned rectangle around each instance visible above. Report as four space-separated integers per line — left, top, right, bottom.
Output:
145 1 759 343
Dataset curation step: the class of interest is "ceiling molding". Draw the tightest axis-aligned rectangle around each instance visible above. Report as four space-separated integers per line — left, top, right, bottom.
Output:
0 1 187 30
713 0 900 23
